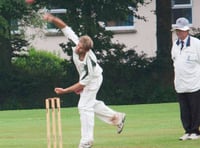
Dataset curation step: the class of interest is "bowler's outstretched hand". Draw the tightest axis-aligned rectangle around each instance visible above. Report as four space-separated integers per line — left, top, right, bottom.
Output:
54 88 65 94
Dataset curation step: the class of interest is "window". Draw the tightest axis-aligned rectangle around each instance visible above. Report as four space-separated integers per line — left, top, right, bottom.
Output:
11 19 21 35
105 7 135 33
45 9 67 36
171 0 192 24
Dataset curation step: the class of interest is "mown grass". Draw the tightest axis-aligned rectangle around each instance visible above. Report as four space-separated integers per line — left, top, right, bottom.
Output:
0 102 200 148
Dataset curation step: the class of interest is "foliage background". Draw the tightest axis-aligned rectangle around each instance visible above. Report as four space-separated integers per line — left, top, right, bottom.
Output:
0 48 177 110
0 0 180 109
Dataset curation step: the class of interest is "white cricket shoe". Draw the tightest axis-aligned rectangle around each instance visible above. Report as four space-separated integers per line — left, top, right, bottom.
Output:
188 133 200 140
117 113 126 134
179 133 190 141
78 142 93 148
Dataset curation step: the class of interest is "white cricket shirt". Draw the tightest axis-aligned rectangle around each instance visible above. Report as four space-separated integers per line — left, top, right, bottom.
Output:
61 26 103 86
171 36 200 93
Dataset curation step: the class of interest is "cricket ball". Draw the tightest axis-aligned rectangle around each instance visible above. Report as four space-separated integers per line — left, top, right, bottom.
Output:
25 0 35 4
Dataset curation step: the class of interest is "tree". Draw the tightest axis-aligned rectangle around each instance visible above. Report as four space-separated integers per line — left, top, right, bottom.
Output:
0 0 43 72
1 0 151 109
154 0 173 85
0 0 146 71
45 0 145 61
0 12 11 71
156 0 172 60
156 0 172 66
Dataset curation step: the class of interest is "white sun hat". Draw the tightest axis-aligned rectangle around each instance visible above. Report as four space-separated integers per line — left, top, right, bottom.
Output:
171 17 190 31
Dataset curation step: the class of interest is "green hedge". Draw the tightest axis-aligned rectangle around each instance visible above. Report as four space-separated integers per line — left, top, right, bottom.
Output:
0 48 176 110
99 59 176 105
0 49 69 109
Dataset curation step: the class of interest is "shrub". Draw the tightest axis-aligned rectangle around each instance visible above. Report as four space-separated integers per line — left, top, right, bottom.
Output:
0 48 68 109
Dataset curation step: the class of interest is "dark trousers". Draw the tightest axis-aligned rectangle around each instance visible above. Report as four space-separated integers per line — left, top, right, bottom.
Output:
178 90 200 134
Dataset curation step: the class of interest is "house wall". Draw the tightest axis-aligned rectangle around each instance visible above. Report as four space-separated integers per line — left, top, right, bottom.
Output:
30 0 200 59
192 0 200 28
114 0 200 57
30 35 68 59
112 0 156 57
29 0 156 58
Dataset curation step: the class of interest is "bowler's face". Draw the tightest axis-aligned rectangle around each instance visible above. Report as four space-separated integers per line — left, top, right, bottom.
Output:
75 42 85 55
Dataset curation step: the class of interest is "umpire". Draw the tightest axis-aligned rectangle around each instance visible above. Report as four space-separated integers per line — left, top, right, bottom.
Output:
171 17 200 141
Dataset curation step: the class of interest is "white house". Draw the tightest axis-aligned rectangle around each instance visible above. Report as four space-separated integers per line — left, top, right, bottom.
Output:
29 0 200 58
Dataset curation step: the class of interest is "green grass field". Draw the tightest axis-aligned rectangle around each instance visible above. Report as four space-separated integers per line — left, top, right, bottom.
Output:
0 102 200 148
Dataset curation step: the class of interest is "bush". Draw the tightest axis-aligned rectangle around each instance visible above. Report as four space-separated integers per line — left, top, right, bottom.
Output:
0 48 69 109
98 51 176 105
0 47 177 110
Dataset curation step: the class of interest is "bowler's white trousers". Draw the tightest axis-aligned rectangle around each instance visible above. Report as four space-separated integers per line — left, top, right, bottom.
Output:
78 75 120 145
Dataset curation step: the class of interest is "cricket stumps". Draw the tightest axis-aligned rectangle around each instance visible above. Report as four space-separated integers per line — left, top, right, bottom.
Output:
45 97 63 148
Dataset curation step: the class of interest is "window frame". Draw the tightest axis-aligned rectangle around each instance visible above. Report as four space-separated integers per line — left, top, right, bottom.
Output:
105 7 136 33
171 0 192 24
